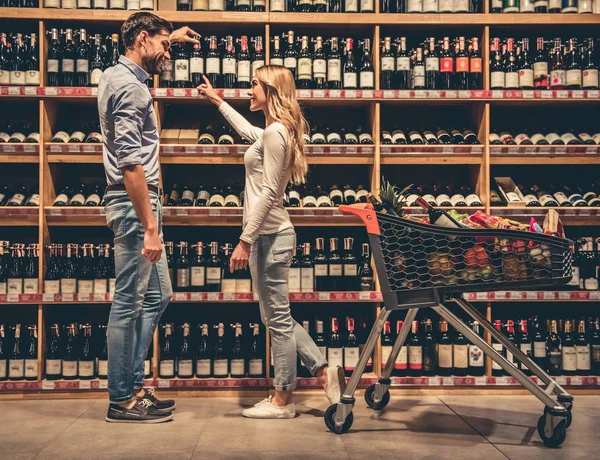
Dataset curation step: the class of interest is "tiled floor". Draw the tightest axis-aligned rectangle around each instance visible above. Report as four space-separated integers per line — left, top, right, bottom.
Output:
1 394 598 459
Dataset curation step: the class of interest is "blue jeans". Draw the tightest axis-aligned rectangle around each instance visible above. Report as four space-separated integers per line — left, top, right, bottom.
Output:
104 190 172 404
250 229 327 392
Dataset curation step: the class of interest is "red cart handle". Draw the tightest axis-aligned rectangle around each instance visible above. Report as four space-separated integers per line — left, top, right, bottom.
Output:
338 204 381 236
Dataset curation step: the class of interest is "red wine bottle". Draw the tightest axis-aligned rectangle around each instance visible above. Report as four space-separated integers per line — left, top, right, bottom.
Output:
415 196 462 228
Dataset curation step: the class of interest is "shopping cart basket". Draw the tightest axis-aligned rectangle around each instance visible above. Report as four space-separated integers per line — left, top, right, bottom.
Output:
325 203 574 448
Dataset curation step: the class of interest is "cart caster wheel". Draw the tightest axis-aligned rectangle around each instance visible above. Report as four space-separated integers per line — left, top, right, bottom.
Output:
324 404 353 434
565 408 573 429
365 384 390 410
537 415 567 448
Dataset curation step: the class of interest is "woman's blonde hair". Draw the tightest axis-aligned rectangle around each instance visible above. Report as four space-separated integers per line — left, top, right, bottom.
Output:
254 65 309 185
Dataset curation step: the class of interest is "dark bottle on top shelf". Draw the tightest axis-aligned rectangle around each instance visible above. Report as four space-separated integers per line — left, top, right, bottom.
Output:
46 28 61 87
395 36 410 90
297 35 312 89
380 36 394 90
205 36 220 88
327 36 342 90
343 38 358 90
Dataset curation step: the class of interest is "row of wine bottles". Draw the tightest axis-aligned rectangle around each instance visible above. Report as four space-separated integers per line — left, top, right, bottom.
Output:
381 36 483 90
490 0 598 14
0 32 40 87
6 0 153 8
490 130 600 145
0 186 39 207
492 178 600 208
382 127 480 144
489 37 598 91
569 236 600 291
0 243 39 295
380 316 600 377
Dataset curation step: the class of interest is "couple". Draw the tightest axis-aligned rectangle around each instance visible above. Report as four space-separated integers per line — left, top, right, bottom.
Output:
99 12 346 424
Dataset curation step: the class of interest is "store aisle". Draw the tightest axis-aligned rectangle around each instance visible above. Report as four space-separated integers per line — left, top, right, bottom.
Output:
0 394 597 460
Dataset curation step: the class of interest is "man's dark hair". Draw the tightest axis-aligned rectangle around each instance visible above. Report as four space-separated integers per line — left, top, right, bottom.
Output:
121 12 173 51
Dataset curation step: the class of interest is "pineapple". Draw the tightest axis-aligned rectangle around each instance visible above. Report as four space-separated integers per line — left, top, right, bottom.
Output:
378 176 412 217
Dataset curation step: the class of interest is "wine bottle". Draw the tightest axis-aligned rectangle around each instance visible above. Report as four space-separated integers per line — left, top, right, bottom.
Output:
534 37 549 90
7 244 23 295
437 320 453 377
516 319 532 375
289 246 301 292
173 42 190 89
229 323 246 378
415 196 461 228
222 36 237 89
455 37 469 90
78 323 95 379
550 38 566 90
358 243 374 291
300 242 314 292
175 241 191 291
469 37 482 90
46 29 61 87
582 38 599 90
547 320 562 376
283 30 298 77
359 38 374 89
205 36 220 88
297 35 312 89
381 37 395 90
189 37 204 88
391 320 407 377
248 323 264 377
341 237 358 291
177 323 194 378
343 317 359 377
313 237 328 292
213 323 229 378
328 238 343 291
315 319 327 363
23 244 38 294
221 243 236 293
206 241 222 292
46 323 62 380
504 320 519 370
395 37 410 90
490 37 505 90
562 320 577 376
413 47 425 90
468 321 485 376
9 324 25 381
237 36 251 89
530 317 547 372
24 325 38 381
518 38 534 90
196 324 212 378
439 37 454 90
491 320 504 377
452 327 469 377
407 320 422 377
98 325 108 379
270 35 283 67
591 318 600 376
575 319 591 376
62 324 78 380
328 317 344 370
190 242 206 292
381 320 393 371
343 38 358 89
159 323 176 379
78 243 94 294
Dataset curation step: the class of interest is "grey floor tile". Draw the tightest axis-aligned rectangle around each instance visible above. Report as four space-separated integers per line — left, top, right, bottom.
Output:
192 451 350 460
0 400 94 423
347 444 508 460
0 453 38 460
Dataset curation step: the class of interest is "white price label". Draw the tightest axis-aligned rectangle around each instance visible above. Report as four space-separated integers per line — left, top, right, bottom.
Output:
223 292 234 301
458 91 471 99
492 90 504 98
587 90 599 98
345 90 356 98
556 90 568 99
572 90 584 99
445 90 457 98
42 380 55 390
24 87 37 96
154 88 167 97
45 87 58 96
79 380 91 389
43 293 55 302
318 292 329 301
298 90 311 98
329 90 341 98
313 90 325 98
522 90 534 99
174 89 185 97
207 293 219 301
362 90 373 98
158 379 170 388
383 90 395 98
191 292 202 301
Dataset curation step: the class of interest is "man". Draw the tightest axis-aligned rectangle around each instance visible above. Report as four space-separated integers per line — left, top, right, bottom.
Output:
98 12 199 423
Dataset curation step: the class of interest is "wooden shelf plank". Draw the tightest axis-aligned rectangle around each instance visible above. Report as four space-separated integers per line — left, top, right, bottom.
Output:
491 153 600 164
0 144 40 164
0 208 40 227
464 291 600 302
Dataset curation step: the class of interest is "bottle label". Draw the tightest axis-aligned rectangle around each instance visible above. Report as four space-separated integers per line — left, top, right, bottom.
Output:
562 346 577 371
426 58 439 72
46 359 62 375
222 58 237 75
209 0 224 9
25 359 38 379
206 267 221 283
109 278 116 294
523 194 539 205
25 70 40 86
44 280 60 294
470 57 482 73
469 345 484 367
576 345 591 371
271 58 283 67
435 194 451 206
196 359 211 376
408 346 422 369
128 0 141 7
62 360 78 377
249 359 263 376
7 279 23 294
450 194 466 206
190 57 204 74
76 59 89 74
177 269 190 288
314 264 328 277
438 344 453 368
413 67 425 87
440 57 454 73
211 359 227 376
566 69 582 87
561 133 578 143
327 59 341 81
423 0 438 10
439 0 453 7
160 360 175 376
545 132 561 144
520 0 535 11
550 70 566 87
98 360 108 377
316 195 331 207
344 347 359 370
407 0 422 11
178 360 193 377
298 58 312 80
491 72 505 88
345 0 358 11
329 264 342 277
393 346 407 369
221 279 236 293
283 57 297 71
343 72 357 88
533 62 549 79
392 132 406 143
345 133 359 143
0 70 9 85
209 194 225 206
456 57 469 73
79 361 94 377
344 264 358 277
360 71 374 88
361 0 374 9
531 133 546 144
174 59 190 82
453 344 468 369
592 345 600 364
300 268 314 292
236 279 251 293
10 71 25 86
253 61 264 77
396 57 410 71
78 280 94 294
62 59 75 73
519 69 534 88
515 133 531 145
23 279 39 294
381 57 395 71
191 267 205 287
9 360 24 379
328 348 344 369
0 283 6 295
492 343 503 370
238 60 251 82
381 345 393 368
583 69 599 88
506 72 518 88
454 0 469 10
206 58 220 74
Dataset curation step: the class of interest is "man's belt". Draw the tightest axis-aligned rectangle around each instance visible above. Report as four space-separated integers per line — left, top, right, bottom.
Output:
106 184 163 196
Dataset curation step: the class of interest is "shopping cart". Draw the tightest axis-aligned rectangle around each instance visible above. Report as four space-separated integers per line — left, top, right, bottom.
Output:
325 203 575 448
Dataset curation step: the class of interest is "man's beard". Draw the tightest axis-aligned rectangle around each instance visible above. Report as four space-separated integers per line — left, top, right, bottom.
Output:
142 55 161 76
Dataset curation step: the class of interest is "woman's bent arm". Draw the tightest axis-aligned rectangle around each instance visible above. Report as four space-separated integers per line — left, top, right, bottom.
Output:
219 102 264 143
240 123 289 244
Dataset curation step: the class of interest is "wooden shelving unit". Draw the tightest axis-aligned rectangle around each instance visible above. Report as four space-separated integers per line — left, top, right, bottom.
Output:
0 6 599 397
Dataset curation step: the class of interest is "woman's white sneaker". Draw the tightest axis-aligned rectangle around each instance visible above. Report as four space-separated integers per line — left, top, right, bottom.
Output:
242 396 296 419
326 365 347 405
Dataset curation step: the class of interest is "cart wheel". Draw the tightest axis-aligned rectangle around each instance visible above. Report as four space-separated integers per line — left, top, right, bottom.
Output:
324 404 353 434
565 408 573 429
364 384 390 410
537 415 567 448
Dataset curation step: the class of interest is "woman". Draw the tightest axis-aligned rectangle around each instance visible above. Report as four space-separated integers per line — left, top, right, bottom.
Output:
198 66 346 419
